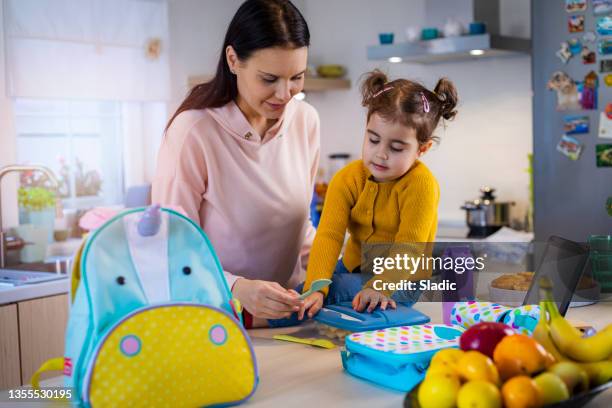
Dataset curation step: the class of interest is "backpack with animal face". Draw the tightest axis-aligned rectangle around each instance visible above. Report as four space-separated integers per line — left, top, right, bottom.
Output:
36 206 257 407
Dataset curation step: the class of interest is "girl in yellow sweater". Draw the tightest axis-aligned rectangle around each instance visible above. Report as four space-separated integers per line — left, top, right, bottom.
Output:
298 70 458 320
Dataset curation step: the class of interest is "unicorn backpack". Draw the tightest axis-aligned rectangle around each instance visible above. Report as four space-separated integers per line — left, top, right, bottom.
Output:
35 206 258 407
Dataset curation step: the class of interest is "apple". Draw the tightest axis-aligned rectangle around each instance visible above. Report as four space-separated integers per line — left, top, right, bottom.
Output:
534 372 570 405
547 362 589 395
460 322 515 358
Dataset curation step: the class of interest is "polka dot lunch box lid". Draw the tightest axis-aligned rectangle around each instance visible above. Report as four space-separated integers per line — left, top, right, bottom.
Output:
450 301 511 329
345 324 465 363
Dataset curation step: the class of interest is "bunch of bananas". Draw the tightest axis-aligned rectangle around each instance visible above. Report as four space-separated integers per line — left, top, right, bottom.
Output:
532 299 612 389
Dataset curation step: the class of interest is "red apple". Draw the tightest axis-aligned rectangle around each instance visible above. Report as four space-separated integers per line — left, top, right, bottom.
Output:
459 322 515 359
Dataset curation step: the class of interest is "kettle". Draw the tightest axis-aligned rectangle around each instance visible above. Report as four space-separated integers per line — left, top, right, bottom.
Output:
461 187 515 238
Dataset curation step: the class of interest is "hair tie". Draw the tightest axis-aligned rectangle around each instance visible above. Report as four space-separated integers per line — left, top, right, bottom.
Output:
421 92 430 113
371 86 393 99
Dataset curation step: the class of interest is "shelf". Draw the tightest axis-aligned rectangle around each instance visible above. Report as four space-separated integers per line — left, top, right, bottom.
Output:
367 34 530 64
187 75 350 92
303 77 350 91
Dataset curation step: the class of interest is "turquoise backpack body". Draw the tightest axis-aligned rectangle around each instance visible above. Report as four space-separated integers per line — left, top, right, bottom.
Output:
56 206 257 407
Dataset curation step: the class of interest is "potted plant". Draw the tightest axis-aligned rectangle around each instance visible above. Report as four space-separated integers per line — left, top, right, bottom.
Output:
18 186 56 244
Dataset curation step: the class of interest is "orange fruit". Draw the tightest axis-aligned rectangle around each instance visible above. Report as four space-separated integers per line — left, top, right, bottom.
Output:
501 376 543 408
457 351 500 385
493 334 555 380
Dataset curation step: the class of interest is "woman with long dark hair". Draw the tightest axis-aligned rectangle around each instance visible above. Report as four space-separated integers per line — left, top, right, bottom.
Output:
153 0 318 327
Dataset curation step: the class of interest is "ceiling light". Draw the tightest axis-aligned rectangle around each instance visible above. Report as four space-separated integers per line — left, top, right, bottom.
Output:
470 49 485 56
388 56 402 63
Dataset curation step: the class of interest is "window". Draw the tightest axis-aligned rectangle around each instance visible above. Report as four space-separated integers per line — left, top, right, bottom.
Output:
14 98 124 209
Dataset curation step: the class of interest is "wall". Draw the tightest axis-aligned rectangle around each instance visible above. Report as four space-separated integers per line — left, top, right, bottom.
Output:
167 0 243 109
302 0 533 225
0 0 19 228
166 0 533 226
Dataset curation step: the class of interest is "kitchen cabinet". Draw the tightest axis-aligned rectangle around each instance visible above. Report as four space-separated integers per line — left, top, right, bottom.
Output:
0 304 21 389
18 294 69 385
0 294 69 388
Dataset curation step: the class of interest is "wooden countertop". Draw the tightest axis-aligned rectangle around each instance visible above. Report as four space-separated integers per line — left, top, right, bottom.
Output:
1 302 610 407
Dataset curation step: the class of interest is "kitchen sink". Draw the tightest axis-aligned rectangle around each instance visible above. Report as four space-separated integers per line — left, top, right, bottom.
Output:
0 259 71 287
0 268 68 286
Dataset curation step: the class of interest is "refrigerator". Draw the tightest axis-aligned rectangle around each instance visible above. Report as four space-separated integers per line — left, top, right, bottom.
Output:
532 0 612 243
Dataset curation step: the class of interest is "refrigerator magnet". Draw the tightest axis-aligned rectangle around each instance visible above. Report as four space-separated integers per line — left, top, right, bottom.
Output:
593 0 612 15
596 144 612 167
601 59 612 73
547 71 580 110
557 42 572 63
566 0 587 12
578 71 598 110
605 74 612 87
599 39 612 55
557 135 584 160
598 103 612 139
569 15 585 33
582 45 596 64
596 16 612 36
569 38 583 55
563 115 590 134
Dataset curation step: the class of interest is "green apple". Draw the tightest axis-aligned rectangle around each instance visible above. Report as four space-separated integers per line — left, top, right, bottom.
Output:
547 362 589 395
418 373 461 408
534 372 570 405
457 380 502 408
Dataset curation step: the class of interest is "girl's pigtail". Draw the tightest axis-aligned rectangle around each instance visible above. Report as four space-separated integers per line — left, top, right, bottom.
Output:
433 78 458 120
361 70 389 106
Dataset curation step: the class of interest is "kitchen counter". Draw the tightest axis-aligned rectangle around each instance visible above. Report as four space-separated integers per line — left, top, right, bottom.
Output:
1 302 610 407
0 278 70 305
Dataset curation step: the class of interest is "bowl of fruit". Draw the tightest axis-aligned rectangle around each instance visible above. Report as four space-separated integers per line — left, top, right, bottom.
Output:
404 301 612 407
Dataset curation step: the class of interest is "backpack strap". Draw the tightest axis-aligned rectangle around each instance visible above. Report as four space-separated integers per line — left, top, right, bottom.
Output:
70 237 88 303
31 357 64 389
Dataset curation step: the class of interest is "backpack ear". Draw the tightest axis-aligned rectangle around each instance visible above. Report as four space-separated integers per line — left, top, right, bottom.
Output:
165 209 232 314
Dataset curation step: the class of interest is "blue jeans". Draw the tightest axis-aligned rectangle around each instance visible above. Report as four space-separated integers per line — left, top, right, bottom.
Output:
268 260 365 328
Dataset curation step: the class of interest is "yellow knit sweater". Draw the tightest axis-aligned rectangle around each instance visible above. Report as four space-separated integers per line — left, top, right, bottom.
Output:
303 159 439 296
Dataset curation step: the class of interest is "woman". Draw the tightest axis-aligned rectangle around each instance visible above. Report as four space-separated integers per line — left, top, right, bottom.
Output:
152 0 319 327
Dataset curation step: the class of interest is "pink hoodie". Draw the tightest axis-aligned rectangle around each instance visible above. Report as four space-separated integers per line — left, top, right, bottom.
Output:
152 99 320 290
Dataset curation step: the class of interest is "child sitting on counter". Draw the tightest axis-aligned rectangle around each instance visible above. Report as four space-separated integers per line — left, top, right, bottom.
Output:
295 69 459 321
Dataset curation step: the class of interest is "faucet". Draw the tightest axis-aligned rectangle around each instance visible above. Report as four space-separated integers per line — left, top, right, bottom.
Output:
0 165 61 268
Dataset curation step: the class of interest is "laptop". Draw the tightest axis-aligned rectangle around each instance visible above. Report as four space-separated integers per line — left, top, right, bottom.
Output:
523 236 591 316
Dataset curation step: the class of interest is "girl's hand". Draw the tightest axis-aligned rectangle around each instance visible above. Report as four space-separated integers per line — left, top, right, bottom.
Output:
232 278 303 319
352 288 397 313
298 291 324 320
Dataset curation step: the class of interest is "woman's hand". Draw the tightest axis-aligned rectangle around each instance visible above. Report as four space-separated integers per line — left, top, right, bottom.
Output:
232 278 303 319
298 291 324 320
352 288 397 313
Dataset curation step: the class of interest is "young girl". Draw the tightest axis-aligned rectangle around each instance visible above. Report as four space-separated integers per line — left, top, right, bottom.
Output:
298 70 458 320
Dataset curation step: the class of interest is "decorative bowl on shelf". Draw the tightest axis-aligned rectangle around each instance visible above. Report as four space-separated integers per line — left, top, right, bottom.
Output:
316 65 346 78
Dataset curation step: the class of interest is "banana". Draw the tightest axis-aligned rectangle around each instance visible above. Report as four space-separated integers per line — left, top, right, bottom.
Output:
578 360 612 387
547 300 612 362
533 301 566 363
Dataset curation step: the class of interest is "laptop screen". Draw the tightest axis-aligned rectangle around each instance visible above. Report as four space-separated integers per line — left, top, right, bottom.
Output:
523 236 590 316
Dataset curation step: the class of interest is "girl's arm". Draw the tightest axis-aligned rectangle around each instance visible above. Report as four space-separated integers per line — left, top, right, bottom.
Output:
302 169 355 296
